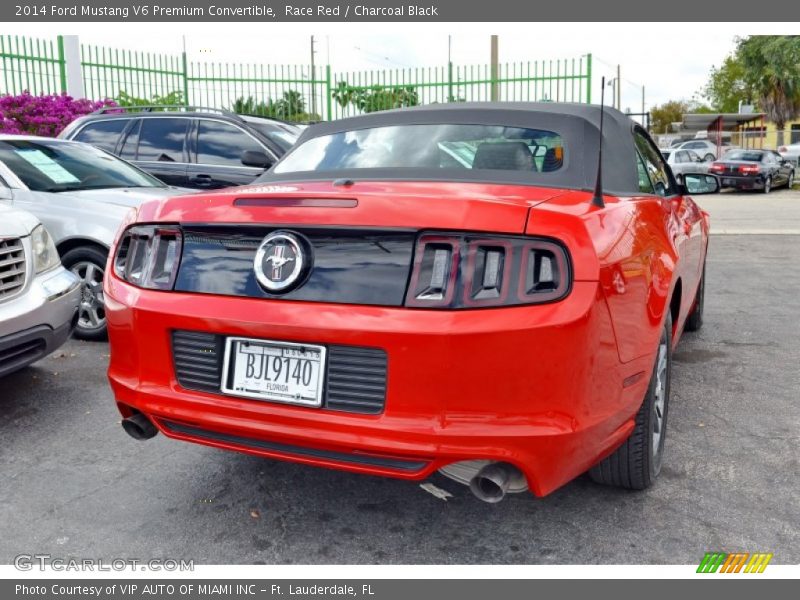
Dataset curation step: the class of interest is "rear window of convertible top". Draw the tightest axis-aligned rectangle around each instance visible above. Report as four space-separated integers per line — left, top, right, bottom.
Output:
273 124 565 174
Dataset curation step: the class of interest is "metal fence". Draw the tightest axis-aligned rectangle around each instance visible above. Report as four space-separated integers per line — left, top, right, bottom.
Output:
329 57 592 119
1 34 593 120
81 43 185 104
0 35 67 96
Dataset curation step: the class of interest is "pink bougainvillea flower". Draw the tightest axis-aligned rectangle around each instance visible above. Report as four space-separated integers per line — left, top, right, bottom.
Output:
0 91 117 138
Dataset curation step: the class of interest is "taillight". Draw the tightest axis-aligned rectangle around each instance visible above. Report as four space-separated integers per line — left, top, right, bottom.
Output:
778 146 787 153
709 163 725 173
405 232 570 309
113 224 183 290
739 164 760 175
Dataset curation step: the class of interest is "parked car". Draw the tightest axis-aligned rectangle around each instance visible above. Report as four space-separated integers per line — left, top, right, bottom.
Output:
672 139 720 162
105 103 714 502
0 203 80 377
661 148 709 183
59 107 302 190
778 142 800 167
709 149 795 193
0 135 189 339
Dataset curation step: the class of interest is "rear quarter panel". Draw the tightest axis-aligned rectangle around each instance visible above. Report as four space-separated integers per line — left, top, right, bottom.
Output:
530 192 681 364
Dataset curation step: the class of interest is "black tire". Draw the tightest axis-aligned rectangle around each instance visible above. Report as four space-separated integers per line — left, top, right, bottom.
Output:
787 171 795 189
703 153 715 162
589 312 672 490
60 246 109 341
763 176 772 194
684 265 705 332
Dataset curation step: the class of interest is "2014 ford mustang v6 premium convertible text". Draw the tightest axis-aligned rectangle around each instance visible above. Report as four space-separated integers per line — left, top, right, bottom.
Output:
105 103 715 502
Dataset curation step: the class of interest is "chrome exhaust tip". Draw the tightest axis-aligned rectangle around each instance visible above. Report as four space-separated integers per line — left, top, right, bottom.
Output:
468 462 526 503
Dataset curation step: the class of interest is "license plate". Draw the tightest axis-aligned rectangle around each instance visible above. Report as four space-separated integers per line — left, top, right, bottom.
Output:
221 337 326 407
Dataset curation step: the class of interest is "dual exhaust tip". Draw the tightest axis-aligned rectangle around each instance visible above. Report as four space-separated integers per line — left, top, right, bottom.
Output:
121 414 523 503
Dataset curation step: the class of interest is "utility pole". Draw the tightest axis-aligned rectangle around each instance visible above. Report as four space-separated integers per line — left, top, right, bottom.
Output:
608 78 616 109
490 35 499 102
616 64 621 111
641 85 645 118
310 35 317 118
447 35 454 103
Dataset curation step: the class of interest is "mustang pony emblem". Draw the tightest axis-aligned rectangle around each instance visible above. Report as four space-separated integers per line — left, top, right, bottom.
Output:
253 232 308 292
264 246 295 280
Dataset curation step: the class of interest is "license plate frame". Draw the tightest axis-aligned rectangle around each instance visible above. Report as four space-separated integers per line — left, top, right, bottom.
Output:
221 336 327 407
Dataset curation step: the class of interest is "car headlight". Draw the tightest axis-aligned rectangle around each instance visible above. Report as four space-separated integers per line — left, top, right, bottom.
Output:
31 224 61 274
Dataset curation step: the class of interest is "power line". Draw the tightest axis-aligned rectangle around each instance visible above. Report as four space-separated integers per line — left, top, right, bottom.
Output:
352 46 412 69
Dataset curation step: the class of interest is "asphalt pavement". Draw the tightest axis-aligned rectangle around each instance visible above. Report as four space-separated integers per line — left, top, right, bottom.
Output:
1 193 798 565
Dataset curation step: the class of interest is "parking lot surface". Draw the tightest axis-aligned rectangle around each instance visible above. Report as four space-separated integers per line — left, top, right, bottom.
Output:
1 194 798 565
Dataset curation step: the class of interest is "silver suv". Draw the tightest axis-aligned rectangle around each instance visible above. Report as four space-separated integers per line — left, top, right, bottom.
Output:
0 204 80 377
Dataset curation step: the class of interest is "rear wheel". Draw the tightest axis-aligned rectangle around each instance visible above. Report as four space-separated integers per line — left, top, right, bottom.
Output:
61 246 108 341
763 176 772 194
684 265 705 332
589 313 672 490
703 153 715 162
787 171 795 189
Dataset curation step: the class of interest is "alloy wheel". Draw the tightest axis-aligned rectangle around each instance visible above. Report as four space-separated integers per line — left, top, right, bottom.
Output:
70 260 106 332
652 336 668 459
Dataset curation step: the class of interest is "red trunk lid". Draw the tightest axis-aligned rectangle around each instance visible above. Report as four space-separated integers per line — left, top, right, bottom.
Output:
139 181 570 234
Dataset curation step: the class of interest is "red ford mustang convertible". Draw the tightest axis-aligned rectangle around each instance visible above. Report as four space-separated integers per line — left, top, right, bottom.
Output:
106 103 714 502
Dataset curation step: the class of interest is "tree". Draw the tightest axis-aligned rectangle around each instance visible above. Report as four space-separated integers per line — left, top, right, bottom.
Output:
702 54 751 113
650 100 689 134
737 36 800 146
229 90 318 122
331 82 419 114
116 90 185 108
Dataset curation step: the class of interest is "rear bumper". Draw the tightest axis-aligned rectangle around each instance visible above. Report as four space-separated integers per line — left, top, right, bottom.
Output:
718 174 766 190
106 277 653 496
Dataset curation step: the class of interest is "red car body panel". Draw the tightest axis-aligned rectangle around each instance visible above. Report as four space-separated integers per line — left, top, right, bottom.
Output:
106 179 708 497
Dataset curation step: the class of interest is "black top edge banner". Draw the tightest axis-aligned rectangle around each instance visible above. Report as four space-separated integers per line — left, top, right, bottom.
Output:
2 0 797 22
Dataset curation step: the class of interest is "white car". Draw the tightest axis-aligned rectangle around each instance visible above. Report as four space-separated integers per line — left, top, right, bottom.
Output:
672 139 720 162
778 142 800 166
660 148 709 183
0 204 80 377
0 135 189 340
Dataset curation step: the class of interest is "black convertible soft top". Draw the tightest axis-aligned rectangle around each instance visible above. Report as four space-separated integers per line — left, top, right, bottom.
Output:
258 102 649 196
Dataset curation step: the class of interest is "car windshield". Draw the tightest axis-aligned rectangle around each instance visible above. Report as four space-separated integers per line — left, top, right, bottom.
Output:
725 150 764 162
0 139 165 192
248 122 301 152
271 124 565 174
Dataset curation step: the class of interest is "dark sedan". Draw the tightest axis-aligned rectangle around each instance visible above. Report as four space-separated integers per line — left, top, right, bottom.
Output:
709 149 795 193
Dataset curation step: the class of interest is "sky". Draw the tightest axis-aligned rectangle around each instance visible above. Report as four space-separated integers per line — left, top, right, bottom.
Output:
26 22 750 112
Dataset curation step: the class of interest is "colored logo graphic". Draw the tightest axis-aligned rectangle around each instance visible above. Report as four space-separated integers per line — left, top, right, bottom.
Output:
697 552 773 573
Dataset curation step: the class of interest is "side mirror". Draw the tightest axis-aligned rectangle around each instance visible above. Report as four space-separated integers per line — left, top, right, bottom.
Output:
241 150 272 169
681 173 720 195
